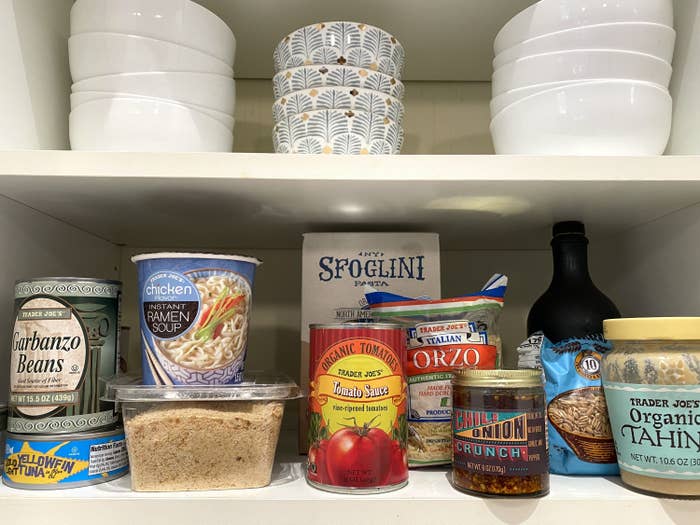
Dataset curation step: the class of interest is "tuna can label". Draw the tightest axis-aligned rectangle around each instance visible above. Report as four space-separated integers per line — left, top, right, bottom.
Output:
9 279 121 434
3 430 128 488
307 325 408 492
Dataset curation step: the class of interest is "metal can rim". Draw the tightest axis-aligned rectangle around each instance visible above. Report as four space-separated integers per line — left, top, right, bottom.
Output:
14 277 122 286
6 425 124 441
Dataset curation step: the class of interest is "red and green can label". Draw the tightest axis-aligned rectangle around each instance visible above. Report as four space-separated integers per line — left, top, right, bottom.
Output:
307 326 408 490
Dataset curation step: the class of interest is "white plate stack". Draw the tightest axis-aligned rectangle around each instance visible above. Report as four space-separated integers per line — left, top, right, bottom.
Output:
490 0 676 155
272 21 406 155
68 0 236 152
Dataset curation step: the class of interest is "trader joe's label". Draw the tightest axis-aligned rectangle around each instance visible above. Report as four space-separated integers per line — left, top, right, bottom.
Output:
9 280 121 434
604 382 700 480
11 296 88 417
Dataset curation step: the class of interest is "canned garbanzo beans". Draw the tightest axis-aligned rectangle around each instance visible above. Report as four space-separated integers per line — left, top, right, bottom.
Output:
10 278 121 434
307 323 408 494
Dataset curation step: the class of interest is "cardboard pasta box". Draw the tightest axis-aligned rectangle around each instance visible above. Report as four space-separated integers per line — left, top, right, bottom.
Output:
299 232 441 452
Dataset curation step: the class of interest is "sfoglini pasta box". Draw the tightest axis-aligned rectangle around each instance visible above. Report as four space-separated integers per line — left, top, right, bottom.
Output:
300 233 441 452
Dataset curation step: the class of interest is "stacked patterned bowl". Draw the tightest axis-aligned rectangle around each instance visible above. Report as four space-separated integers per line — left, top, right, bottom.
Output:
490 0 675 155
272 21 405 155
68 0 236 152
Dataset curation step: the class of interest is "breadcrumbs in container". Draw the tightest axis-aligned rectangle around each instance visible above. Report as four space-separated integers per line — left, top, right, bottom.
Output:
107 375 300 492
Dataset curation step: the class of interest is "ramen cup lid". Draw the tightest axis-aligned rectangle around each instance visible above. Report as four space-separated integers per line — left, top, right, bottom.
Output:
131 252 262 266
104 373 301 403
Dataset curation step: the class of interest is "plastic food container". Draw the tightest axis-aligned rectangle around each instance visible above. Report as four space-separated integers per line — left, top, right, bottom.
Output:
603 317 700 497
132 253 261 385
107 375 300 491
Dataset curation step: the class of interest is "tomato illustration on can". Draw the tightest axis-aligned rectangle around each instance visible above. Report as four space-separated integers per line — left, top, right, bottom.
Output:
307 323 408 493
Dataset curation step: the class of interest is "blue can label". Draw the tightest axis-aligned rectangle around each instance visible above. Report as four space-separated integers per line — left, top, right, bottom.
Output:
3 432 128 486
604 382 700 480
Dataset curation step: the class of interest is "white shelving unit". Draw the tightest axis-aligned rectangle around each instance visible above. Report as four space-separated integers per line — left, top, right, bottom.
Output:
2 1 700 523
0 469 697 525
1 151 700 249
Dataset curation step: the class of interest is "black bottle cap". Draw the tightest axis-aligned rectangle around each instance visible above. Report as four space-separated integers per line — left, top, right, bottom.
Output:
552 221 585 237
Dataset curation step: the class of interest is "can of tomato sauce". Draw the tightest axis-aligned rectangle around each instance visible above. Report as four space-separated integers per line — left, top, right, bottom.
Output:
307 323 408 494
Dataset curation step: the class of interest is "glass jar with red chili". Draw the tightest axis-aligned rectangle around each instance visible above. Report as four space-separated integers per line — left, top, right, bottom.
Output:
452 369 549 497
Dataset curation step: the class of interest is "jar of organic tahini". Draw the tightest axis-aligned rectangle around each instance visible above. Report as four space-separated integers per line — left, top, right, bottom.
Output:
603 318 700 497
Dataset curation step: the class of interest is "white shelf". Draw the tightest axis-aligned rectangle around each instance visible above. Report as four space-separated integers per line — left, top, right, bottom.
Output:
0 151 697 249
197 0 534 81
1 151 700 249
0 465 695 525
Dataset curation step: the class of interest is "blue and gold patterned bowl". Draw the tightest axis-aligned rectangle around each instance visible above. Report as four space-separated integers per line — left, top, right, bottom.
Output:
273 86 404 125
273 21 405 78
272 65 405 100
273 109 403 154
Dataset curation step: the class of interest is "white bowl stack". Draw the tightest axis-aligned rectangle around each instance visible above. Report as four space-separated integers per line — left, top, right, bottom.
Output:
272 21 406 155
68 0 236 152
490 0 676 155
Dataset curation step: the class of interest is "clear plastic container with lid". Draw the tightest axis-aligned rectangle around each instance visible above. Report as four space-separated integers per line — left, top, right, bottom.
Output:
452 369 549 497
603 317 700 497
106 374 301 492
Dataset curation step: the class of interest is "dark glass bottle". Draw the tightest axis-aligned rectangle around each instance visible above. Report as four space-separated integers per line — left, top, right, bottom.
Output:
527 221 620 342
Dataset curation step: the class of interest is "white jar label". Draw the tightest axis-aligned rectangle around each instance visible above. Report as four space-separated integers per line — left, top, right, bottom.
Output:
604 381 700 480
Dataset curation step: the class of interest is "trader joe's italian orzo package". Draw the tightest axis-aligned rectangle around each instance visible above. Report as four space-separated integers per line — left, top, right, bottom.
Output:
366 274 507 466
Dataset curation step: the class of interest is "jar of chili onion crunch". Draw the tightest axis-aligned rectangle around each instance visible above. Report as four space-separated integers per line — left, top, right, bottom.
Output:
452 369 549 497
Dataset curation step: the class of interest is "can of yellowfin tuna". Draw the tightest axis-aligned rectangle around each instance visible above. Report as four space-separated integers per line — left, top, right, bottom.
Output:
2 426 128 489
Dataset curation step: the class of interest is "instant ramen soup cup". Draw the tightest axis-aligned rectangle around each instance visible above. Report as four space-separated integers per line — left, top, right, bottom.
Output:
132 253 261 385
107 374 301 491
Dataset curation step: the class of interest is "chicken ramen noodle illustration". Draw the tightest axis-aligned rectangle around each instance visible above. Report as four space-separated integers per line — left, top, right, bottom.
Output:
132 253 261 385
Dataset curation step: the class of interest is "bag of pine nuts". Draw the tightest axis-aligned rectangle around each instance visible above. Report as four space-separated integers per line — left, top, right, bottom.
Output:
524 333 619 475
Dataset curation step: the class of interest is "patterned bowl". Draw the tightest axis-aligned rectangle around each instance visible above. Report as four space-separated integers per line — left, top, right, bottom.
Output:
273 86 404 125
273 21 405 78
273 109 403 155
273 65 404 100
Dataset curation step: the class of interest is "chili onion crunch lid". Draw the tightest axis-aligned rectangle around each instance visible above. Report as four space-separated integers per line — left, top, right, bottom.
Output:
453 368 544 388
105 373 301 402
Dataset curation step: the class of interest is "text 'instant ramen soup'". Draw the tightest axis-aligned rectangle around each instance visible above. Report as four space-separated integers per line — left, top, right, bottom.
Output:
132 253 261 385
365 274 508 467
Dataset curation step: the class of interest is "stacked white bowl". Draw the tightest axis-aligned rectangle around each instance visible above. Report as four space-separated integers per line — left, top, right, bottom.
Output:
271 21 406 155
490 0 676 155
68 0 236 152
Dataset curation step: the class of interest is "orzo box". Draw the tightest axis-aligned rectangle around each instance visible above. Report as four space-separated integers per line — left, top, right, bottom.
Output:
299 233 440 452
